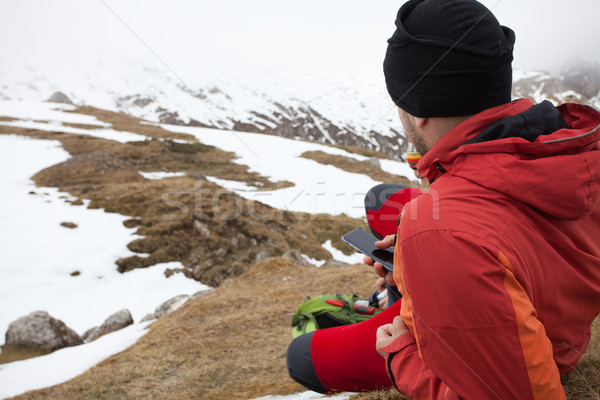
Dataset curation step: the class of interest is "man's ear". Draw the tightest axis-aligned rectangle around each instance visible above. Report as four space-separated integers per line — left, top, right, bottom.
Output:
414 116 427 129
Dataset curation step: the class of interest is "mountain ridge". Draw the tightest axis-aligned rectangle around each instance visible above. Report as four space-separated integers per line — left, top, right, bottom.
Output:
2 61 599 159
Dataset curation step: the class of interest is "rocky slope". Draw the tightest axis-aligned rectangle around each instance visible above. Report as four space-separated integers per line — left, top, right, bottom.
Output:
4 54 598 161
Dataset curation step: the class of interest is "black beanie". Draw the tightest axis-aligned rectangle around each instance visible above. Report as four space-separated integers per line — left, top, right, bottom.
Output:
383 0 515 118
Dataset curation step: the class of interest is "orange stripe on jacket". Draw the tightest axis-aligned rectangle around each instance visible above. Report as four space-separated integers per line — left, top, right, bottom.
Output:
498 251 565 399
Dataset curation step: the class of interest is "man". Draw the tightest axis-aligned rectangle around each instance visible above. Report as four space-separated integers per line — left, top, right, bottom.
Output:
375 0 600 399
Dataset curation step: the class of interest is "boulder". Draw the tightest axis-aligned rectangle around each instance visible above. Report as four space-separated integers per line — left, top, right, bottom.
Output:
323 259 350 268
83 309 133 342
282 250 309 267
369 157 381 169
193 220 210 238
255 251 270 264
5 311 82 351
81 326 101 343
46 91 73 105
216 248 227 258
141 294 190 322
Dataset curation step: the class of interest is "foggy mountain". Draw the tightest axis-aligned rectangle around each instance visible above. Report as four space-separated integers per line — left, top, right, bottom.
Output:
2 58 599 160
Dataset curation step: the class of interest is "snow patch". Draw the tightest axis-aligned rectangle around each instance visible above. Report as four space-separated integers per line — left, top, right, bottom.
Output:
322 240 362 265
205 176 259 191
0 322 151 399
158 124 389 218
139 171 187 180
0 119 147 143
0 134 208 345
249 392 351 400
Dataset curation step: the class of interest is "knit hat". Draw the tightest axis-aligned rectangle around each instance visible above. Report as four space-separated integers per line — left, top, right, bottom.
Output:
383 0 515 118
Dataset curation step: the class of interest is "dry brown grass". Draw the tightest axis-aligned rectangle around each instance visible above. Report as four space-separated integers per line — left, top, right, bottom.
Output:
325 144 395 160
349 389 408 400
66 106 198 142
8 258 376 400
0 110 364 287
3 106 597 400
301 150 414 187
562 317 600 400
10 257 596 400
0 346 50 365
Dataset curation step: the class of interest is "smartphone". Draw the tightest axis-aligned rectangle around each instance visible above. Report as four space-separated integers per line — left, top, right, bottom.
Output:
341 228 394 271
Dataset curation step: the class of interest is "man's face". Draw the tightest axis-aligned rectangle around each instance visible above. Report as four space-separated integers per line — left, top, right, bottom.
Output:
398 108 430 157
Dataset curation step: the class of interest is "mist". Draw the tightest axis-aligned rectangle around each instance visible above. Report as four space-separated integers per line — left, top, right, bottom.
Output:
0 0 599 83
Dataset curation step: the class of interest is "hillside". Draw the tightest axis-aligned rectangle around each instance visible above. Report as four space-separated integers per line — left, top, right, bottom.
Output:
6 258 599 400
3 39 599 161
0 100 598 400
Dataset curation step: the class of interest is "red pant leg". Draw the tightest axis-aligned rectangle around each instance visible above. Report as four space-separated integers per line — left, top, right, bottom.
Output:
311 299 402 393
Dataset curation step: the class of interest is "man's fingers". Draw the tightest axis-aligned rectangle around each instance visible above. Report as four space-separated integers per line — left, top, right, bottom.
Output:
373 263 386 278
392 316 410 337
363 255 375 266
375 234 395 249
377 323 393 337
375 323 394 357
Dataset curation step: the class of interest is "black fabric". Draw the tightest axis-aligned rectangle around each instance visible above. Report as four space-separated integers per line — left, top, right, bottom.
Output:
464 100 569 145
314 313 352 330
386 281 403 305
287 332 328 394
383 0 515 118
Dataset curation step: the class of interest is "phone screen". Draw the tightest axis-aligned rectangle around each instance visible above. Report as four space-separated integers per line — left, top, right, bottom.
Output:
341 228 394 271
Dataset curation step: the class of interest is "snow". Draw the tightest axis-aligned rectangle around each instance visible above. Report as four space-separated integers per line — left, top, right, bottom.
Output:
158 124 411 219
0 134 210 398
322 240 363 265
0 101 109 126
301 254 327 268
512 69 552 82
205 176 259 191
139 171 187 180
0 119 148 143
0 322 151 399
249 392 351 400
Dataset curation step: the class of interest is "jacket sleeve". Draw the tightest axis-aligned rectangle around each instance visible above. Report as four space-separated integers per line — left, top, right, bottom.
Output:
383 230 565 400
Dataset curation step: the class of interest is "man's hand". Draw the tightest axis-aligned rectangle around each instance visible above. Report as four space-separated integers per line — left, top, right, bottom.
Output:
375 277 389 309
376 316 410 357
363 234 396 286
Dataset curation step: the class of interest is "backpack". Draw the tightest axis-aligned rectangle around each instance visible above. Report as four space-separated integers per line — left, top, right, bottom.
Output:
291 294 382 337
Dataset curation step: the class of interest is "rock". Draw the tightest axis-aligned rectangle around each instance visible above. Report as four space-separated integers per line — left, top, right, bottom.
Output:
46 91 73 105
193 220 210 238
249 238 258 247
70 270 81 277
84 309 133 342
100 309 133 333
369 156 381 169
191 171 207 181
5 311 82 351
255 251 270 264
216 248 227 258
60 222 78 229
81 326 101 343
190 289 211 300
141 294 190 322
164 268 175 278
323 259 350 267
155 295 189 318
282 250 308 267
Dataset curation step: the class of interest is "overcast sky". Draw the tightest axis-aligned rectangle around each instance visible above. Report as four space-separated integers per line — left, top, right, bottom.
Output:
1 0 599 80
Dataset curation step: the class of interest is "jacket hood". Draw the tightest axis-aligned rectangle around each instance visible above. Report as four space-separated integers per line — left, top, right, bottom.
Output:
418 99 600 220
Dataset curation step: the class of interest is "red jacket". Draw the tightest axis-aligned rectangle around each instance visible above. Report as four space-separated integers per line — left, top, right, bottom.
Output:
381 99 600 399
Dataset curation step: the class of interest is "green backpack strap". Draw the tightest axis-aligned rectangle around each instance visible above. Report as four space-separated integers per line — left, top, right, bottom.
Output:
295 312 319 335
